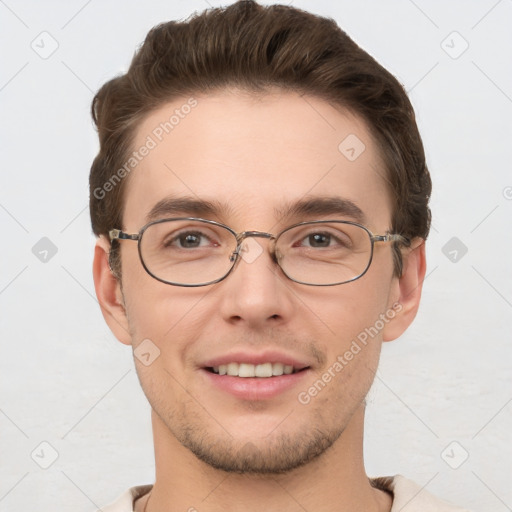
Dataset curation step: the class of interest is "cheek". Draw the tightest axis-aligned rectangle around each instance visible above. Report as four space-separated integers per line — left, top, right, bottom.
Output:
122 274 212 367
297 323 382 418
306 276 391 347
298 268 393 395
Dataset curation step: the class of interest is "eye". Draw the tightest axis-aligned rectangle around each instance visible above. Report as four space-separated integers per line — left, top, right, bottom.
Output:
302 232 331 247
165 230 217 249
295 230 351 249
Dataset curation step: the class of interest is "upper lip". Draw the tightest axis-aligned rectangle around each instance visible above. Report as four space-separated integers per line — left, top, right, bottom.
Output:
201 350 311 370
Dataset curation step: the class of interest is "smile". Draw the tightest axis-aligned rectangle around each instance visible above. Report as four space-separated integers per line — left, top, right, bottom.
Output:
207 362 307 377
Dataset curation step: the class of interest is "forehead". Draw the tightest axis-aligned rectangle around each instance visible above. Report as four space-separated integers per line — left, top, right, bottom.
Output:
122 89 393 231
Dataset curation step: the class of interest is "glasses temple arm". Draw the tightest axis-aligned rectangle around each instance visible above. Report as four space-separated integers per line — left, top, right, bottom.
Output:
108 229 139 241
372 233 411 246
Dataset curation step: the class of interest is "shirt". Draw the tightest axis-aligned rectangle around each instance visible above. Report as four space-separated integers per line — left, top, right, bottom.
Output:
98 475 471 511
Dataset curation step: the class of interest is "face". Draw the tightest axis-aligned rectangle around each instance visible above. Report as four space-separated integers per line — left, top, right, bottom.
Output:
112 89 404 474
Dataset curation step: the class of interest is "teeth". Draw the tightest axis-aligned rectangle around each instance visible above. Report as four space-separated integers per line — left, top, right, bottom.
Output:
272 362 284 376
238 363 255 377
212 362 303 377
255 362 272 377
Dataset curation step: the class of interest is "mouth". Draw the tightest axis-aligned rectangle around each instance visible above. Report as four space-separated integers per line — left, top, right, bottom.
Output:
200 350 313 400
205 362 310 377
200 353 312 400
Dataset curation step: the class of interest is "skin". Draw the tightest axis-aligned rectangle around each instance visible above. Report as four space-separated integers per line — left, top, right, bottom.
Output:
93 88 426 512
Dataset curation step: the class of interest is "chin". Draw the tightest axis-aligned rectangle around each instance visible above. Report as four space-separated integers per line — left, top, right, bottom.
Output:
174 417 345 475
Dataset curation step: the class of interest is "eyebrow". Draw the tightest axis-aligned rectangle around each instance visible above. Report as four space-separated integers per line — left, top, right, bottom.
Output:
145 195 366 225
274 196 366 225
145 196 233 223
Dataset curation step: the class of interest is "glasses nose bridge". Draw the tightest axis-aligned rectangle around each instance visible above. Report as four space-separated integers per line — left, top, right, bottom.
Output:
235 230 275 244
232 230 277 262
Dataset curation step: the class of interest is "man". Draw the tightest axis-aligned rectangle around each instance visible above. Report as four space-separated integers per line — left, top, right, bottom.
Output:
90 1 469 510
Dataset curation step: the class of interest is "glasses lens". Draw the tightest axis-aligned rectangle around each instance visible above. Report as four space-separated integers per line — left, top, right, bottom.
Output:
276 221 372 285
140 219 237 285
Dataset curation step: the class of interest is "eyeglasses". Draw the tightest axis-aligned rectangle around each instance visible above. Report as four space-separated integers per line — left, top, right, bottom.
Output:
109 217 409 287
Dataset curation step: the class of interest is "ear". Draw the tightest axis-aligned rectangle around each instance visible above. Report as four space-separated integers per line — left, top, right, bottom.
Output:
92 236 132 345
382 238 427 342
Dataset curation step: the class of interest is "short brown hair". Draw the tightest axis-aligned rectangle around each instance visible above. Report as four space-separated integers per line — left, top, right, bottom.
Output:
89 0 431 277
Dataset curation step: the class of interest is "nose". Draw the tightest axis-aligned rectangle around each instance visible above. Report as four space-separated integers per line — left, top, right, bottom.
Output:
217 235 295 328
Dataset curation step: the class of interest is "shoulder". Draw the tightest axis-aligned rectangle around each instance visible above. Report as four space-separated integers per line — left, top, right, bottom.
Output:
370 474 472 512
96 477 472 512
97 485 153 512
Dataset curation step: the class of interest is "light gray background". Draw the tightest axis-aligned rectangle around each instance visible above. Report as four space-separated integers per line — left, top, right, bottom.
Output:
1 1 511 511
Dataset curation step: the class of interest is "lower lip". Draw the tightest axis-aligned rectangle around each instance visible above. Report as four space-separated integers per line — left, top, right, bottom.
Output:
201 368 311 400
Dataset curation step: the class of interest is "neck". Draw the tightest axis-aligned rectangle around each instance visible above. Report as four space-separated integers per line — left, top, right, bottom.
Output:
143 405 392 512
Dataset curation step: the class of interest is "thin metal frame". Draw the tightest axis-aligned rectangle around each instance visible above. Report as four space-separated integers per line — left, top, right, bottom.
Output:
109 217 410 287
